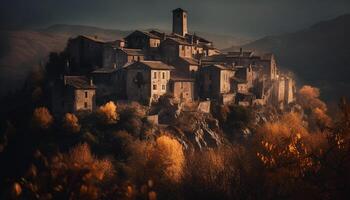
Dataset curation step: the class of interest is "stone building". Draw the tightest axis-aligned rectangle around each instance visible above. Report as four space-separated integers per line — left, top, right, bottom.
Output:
59 7 295 110
124 30 161 49
169 75 195 103
125 61 174 104
199 64 235 103
172 8 188 37
103 46 144 69
52 76 96 115
66 35 105 74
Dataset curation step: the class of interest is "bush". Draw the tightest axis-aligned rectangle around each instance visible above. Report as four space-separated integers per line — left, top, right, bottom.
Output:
97 101 119 124
62 113 81 133
32 107 53 129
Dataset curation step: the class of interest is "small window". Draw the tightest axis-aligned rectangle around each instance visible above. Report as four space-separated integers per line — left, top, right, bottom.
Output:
84 102 88 108
162 85 165 90
180 82 184 89
153 72 157 79
153 85 157 90
162 72 165 79
85 91 88 98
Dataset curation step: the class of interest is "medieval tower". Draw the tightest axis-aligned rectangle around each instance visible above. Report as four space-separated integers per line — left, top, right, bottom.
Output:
172 8 188 37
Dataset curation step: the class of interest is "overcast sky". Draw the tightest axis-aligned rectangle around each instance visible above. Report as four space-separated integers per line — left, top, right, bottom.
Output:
1 0 350 37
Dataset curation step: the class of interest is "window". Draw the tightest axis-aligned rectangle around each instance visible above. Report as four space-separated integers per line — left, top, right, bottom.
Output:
162 72 165 79
153 72 157 79
84 102 88 108
85 91 88 98
153 85 157 90
162 85 165 90
180 82 184 89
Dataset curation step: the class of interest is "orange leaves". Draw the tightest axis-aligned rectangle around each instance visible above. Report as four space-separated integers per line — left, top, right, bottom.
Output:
62 113 80 133
153 135 185 183
32 107 53 129
97 101 119 124
298 85 327 111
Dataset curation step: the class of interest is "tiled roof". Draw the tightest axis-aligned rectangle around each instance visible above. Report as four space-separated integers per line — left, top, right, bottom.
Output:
79 35 106 43
179 57 199 65
165 37 192 45
127 61 175 70
64 76 96 89
125 30 161 39
91 67 118 74
120 48 144 56
202 64 232 70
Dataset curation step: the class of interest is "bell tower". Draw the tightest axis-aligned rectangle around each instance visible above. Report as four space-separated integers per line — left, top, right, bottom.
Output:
172 8 188 37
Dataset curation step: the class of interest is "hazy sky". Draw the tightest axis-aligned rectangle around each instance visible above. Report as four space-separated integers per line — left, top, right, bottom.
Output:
1 0 350 37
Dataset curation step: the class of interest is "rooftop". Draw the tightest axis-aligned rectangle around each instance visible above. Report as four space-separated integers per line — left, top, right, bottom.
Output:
64 76 96 89
120 48 144 56
127 60 175 70
79 35 106 43
202 64 233 70
91 67 119 74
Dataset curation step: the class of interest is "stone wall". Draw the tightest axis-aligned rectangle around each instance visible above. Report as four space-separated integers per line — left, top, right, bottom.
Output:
172 81 194 102
74 89 96 112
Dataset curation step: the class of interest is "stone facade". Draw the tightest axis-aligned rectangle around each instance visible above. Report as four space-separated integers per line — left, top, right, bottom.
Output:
67 35 105 74
199 64 234 101
169 77 195 103
125 61 174 104
52 76 96 115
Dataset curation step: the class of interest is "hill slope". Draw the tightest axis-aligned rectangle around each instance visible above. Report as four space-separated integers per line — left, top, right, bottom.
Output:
225 14 350 101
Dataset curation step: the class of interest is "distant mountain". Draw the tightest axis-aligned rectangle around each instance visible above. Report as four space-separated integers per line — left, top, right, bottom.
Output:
43 24 131 41
0 24 251 95
224 14 350 102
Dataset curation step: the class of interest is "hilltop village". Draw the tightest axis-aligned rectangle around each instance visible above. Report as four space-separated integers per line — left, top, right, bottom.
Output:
51 8 295 116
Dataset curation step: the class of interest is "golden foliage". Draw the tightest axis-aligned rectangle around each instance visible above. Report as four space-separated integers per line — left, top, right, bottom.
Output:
298 85 327 111
62 113 81 133
127 135 184 184
32 107 53 129
49 143 114 199
97 101 119 124
256 112 324 179
153 135 185 183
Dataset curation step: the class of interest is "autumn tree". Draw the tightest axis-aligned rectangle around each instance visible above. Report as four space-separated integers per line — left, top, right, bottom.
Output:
32 107 53 129
97 101 119 124
62 113 81 133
